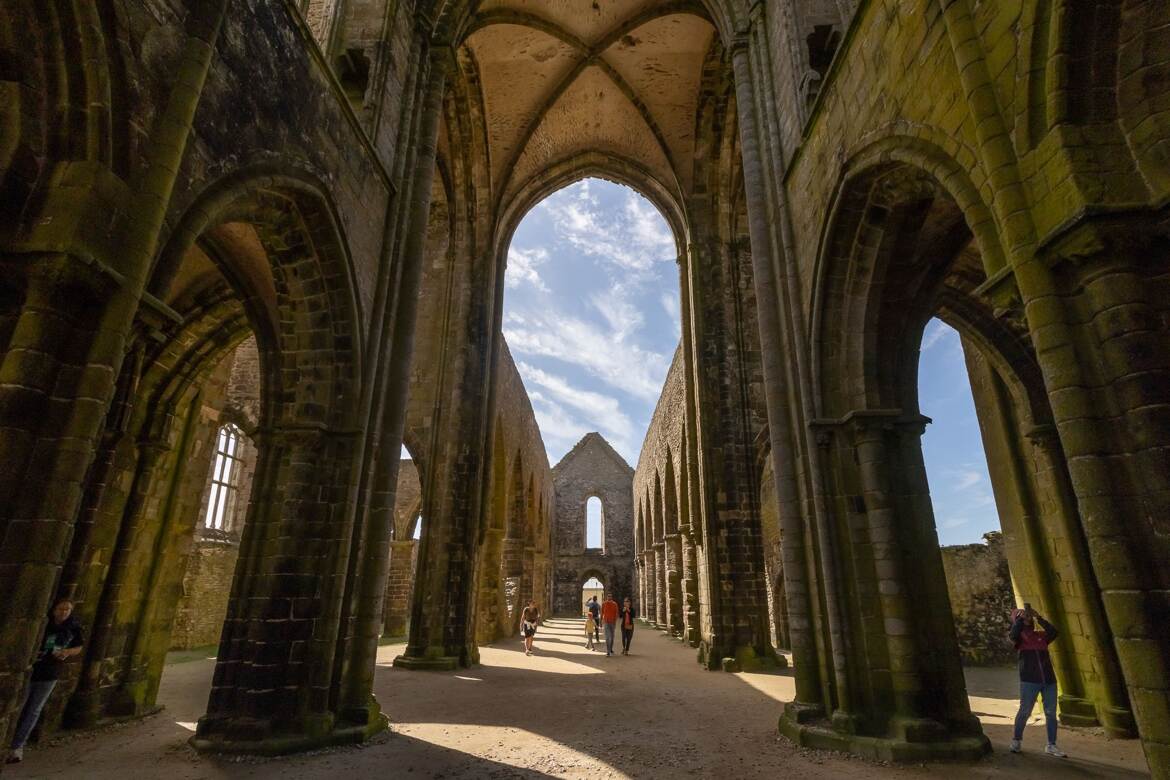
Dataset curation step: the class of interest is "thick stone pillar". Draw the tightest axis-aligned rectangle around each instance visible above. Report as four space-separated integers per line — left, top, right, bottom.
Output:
664 533 684 637
382 540 418 637
653 543 666 627
1033 234 1170 770
779 413 988 760
520 545 535 608
680 525 701 646
194 426 369 754
531 552 549 613
643 550 658 627
728 18 823 714
0 2 228 757
474 526 507 643
962 341 1134 736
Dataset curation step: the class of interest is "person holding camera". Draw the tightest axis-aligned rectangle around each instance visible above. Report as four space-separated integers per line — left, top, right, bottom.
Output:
1008 602 1066 758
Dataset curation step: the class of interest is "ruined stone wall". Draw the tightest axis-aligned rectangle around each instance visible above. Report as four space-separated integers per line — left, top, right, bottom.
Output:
551 433 635 614
382 459 422 637
170 339 261 651
632 345 690 636
752 0 1170 759
940 533 1015 667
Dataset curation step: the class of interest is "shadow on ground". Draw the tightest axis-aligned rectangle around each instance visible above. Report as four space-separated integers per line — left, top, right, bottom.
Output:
7 618 1150 779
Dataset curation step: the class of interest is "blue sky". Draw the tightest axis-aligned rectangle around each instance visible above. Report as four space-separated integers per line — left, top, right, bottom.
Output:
500 178 998 548
917 319 999 545
503 178 680 467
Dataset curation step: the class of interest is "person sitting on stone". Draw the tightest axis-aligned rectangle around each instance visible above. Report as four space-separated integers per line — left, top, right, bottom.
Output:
1009 603 1066 758
7 598 85 765
583 608 597 651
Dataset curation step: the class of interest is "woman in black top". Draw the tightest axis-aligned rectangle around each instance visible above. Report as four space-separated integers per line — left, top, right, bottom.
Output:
7 599 84 764
619 597 636 655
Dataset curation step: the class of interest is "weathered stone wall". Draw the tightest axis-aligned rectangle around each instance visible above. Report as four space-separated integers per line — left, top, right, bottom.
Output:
170 339 261 651
633 346 694 641
171 541 241 651
382 458 422 637
940 533 1015 667
551 433 635 615
753 0 1170 760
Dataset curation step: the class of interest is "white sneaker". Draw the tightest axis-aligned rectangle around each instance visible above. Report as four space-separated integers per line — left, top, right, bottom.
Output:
1045 744 1067 758
6 747 23 764
1009 739 1021 753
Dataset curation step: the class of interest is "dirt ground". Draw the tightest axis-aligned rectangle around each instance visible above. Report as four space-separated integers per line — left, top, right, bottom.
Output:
8 618 1150 779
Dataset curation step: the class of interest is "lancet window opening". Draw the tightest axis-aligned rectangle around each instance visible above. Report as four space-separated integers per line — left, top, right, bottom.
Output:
203 423 245 532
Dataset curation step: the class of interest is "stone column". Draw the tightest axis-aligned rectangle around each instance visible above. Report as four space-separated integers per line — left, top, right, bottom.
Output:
664 533 684 636
382 540 418 637
499 537 525 627
642 550 657 627
653 542 667 627
521 545 535 608
1036 243 1170 767
195 425 367 753
680 524 701 646
475 526 506 643
962 342 1134 735
1026 426 1133 736
729 20 822 716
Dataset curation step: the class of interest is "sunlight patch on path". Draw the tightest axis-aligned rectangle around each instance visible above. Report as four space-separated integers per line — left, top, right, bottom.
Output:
393 723 622 776
732 671 795 705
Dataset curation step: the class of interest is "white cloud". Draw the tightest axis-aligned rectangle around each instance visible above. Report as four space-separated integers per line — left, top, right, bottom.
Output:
660 292 680 328
536 184 675 275
504 309 670 402
526 391 637 464
921 319 957 352
939 516 970 530
505 246 549 292
589 286 644 341
954 469 982 490
518 362 634 438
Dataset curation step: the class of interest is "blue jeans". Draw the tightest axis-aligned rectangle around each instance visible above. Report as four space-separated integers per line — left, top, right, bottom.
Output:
604 623 616 654
11 680 57 749
1014 681 1057 744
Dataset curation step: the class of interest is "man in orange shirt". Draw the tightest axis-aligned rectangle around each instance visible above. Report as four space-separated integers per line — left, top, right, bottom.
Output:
600 593 619 656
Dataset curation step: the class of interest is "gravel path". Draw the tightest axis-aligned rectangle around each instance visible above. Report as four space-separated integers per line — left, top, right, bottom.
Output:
8 618 1149 778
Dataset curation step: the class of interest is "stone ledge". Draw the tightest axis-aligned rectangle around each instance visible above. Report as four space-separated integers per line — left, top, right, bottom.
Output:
779 709 991 763
191 712 388 756
392 654 461 671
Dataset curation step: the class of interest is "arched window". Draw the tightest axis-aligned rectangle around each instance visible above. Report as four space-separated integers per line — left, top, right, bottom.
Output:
412 514 422 540
204 424 244 532
586 496 603 550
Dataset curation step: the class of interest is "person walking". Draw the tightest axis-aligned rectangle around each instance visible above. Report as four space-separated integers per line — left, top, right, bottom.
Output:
587 596 601 645
619 597 636 655
7 599 84 765
1009 603 1066 758
600 593 619 657
521 601 540 656
583 609 597 651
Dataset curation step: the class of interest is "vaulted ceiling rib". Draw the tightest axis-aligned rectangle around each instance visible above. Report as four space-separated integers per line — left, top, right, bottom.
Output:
458 0 717 210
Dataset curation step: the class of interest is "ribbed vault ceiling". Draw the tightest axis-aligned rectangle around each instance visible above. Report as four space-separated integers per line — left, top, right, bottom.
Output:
458 0 717 211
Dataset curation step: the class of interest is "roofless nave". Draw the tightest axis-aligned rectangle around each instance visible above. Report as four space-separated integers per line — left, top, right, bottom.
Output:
0 0 1167 775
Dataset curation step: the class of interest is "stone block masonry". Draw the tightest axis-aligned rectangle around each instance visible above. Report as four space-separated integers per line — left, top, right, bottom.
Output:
940 533 1015 667
552 433 635 615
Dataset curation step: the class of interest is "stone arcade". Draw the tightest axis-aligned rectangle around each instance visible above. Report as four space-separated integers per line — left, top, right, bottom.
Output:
0 0 1168 775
